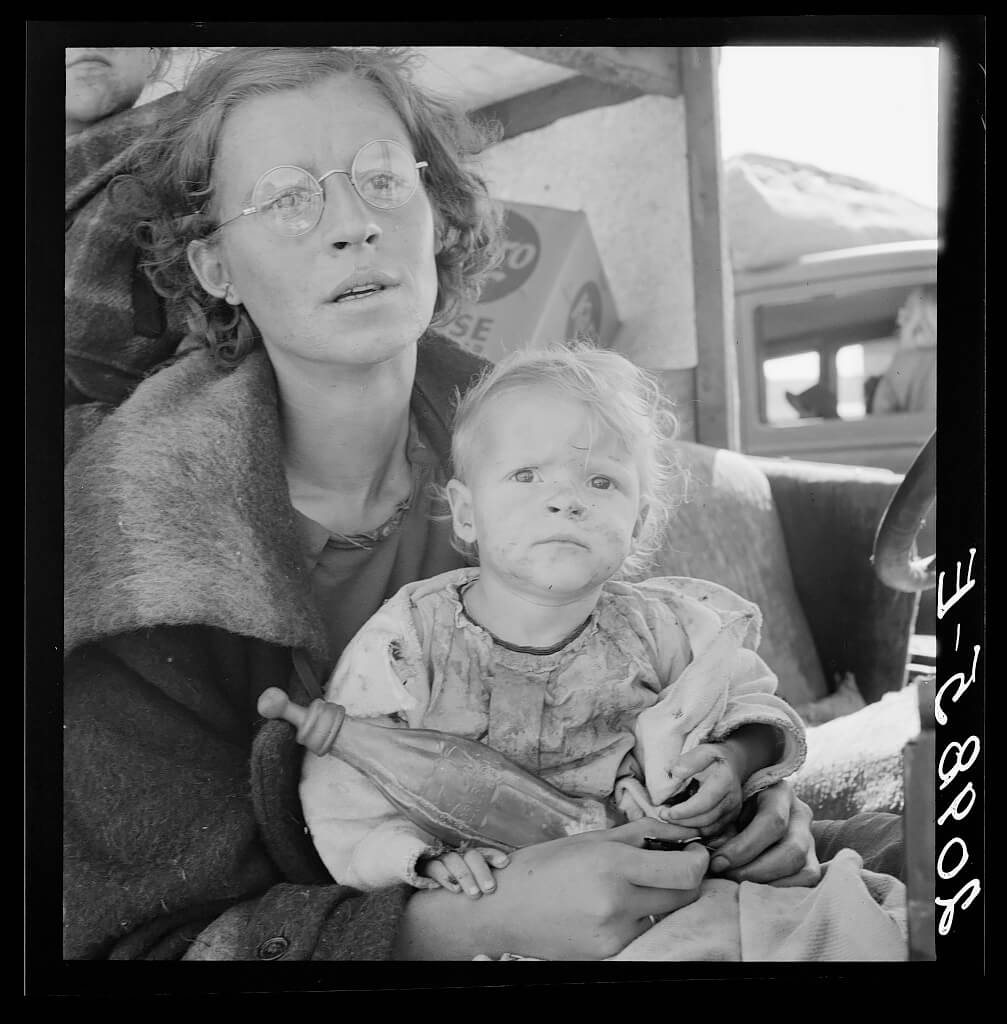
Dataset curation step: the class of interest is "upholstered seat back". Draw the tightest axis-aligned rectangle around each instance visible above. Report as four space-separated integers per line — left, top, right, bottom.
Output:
627 441 830 707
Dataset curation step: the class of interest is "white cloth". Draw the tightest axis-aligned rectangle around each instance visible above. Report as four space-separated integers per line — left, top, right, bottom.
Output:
610 849 907 961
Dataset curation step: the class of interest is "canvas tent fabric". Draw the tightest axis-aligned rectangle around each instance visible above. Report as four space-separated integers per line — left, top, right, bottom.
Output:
725 153 939 271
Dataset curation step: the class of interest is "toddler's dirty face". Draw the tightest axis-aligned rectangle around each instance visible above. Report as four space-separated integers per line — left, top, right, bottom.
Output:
455 388 643 601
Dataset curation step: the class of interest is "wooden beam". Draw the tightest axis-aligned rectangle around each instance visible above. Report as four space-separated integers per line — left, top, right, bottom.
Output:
507 46 681 98
682 46 739 451
903 681 936 961
471 73 643 141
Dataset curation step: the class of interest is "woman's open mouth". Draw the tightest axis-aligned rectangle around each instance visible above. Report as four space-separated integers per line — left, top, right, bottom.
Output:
329 270 399 305
332 284 388 304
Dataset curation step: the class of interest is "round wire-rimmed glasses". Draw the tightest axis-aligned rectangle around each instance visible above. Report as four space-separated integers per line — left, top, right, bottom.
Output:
214 139 429 237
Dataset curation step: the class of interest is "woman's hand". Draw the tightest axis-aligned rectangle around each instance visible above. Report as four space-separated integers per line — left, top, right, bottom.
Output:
393 819 709 961
706 780 821 887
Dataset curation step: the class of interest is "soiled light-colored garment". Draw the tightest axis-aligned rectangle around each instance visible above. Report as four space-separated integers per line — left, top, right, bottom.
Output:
300 568 807 891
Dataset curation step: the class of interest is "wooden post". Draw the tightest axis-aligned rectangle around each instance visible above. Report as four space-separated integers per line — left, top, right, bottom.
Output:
903 676 936 960
681 46 739 451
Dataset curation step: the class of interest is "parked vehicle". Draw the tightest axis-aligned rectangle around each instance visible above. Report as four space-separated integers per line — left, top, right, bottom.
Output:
733 238 938 634
733 238 937 474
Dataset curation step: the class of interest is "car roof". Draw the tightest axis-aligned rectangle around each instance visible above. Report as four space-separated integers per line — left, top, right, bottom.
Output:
732 239 939 295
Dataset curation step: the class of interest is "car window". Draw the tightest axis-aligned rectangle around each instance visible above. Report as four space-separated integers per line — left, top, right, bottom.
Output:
755 283 930 424
762 350 821 422
837 335 901 416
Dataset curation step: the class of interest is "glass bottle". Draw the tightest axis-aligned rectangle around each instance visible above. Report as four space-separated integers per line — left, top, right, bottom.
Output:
258 687 617 851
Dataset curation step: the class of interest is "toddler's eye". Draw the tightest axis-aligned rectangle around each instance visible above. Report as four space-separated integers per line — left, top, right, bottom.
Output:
511 468 537 483
588 475 614 490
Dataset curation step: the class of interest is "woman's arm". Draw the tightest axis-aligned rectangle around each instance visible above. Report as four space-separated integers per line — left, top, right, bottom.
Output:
62 627 407 960
393 820 710 961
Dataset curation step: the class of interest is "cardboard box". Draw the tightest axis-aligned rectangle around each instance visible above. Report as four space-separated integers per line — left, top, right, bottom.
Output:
441 201 620 362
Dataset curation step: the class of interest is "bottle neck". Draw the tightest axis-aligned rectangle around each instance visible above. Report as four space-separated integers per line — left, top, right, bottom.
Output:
296 699 347 756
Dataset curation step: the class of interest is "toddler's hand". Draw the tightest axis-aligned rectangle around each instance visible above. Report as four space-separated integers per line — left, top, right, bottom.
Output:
418 847 510 898
658 744 744 836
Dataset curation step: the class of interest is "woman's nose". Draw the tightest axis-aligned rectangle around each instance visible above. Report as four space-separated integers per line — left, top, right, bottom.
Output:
319 175 383 251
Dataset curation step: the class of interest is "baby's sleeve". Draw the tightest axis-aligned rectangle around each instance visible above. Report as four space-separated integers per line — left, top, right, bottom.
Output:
699 635 808 802
300 743 444 891
630 578 807 805
299 596 443 890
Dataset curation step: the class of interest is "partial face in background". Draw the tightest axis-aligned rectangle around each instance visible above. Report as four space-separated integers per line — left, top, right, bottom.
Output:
448 388 644 603
65 47 160 135
192 74 440 372
897 287 938 349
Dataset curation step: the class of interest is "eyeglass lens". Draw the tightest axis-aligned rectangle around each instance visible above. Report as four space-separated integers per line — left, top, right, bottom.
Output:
252 140 422 236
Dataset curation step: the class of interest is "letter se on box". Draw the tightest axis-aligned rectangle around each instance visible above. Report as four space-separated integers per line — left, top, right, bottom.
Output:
443 201 620 361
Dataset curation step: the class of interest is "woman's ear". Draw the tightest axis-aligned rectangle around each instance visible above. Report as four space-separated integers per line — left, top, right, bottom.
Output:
446 478 477 544
187 239 238 304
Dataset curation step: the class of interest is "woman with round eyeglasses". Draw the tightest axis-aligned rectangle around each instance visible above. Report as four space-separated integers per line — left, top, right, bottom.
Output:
63 46 853 963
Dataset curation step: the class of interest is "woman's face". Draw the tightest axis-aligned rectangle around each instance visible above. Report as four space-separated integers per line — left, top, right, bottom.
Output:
205 75 440 371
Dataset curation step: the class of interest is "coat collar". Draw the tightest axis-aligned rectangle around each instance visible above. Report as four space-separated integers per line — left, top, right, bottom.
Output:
64 333 486 659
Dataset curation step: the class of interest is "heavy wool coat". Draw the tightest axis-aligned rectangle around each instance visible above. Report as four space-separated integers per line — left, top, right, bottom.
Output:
62 333 486 959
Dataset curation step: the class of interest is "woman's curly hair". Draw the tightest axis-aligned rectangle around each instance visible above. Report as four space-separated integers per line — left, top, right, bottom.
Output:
114 46 504 367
